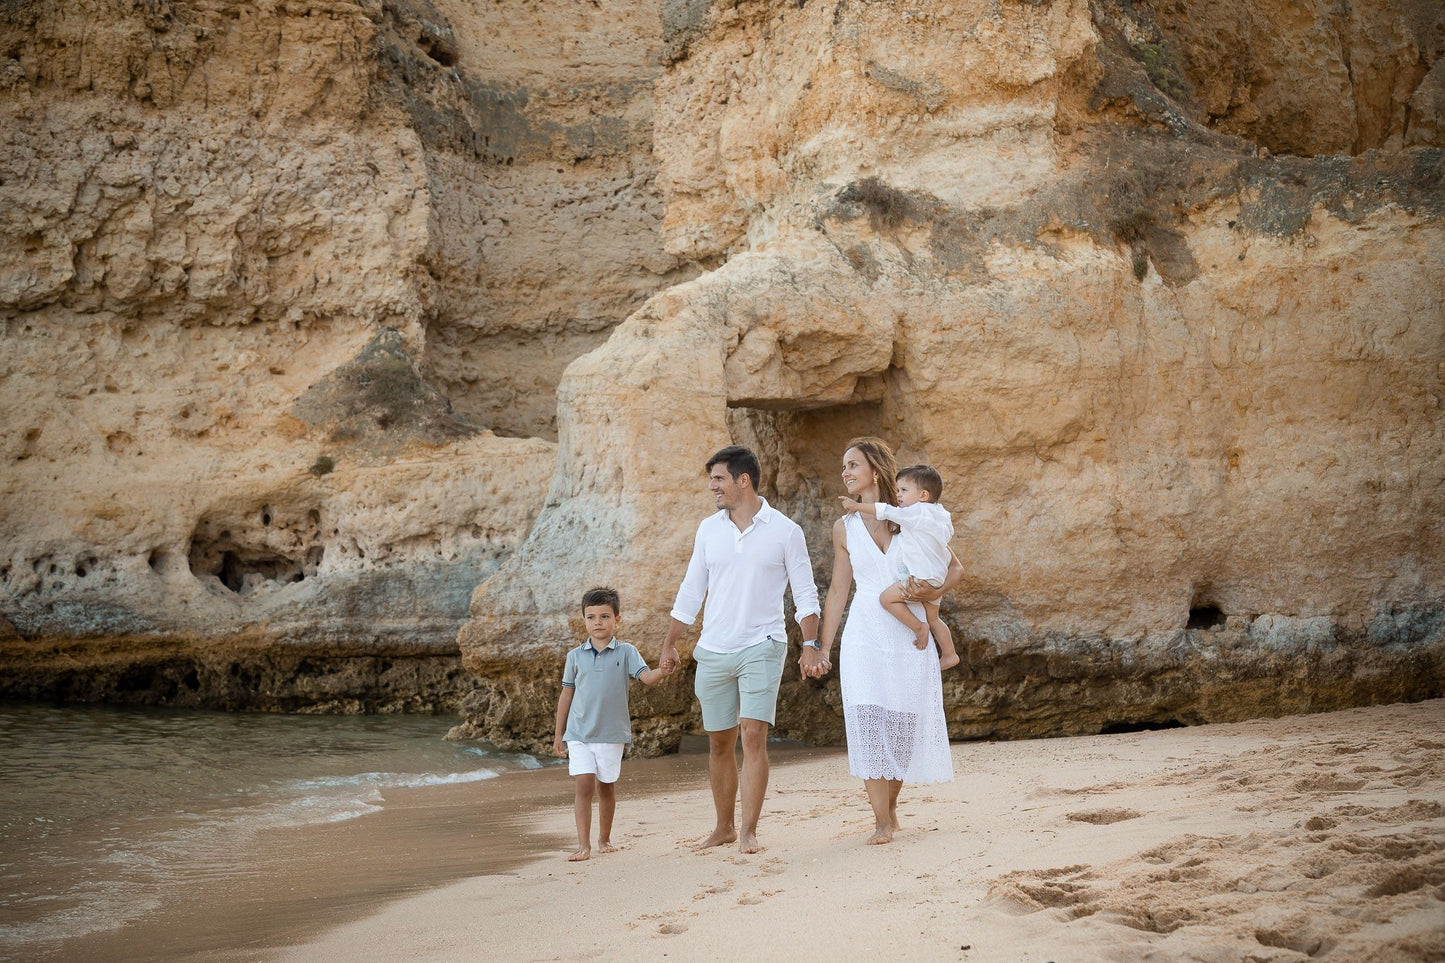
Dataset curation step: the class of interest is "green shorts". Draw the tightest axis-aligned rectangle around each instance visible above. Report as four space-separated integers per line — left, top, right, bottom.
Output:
693 637 786 731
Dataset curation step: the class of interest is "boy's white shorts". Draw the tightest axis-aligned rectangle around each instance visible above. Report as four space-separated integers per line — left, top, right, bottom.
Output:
567 741 624 783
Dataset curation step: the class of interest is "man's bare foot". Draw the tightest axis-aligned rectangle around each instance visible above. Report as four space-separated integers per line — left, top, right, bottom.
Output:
912 625 930 651
738 832 763 854
866 825 894 845
938 650 960 670
597 841 618 854
695 827 738 850
567 849 590 862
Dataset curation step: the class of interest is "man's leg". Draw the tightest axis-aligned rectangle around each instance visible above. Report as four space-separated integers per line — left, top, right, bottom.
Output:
699 727 740 849
738 717 770 854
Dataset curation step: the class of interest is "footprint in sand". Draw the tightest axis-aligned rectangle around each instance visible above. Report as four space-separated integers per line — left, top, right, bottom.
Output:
1066 808 1142 825
694 878 734 900
758 857 787 877
658 921 688 935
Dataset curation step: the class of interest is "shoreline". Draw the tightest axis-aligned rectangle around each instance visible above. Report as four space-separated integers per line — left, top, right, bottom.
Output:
277 700 1445 962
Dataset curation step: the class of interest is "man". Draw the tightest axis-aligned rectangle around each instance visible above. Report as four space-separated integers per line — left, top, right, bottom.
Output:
662 445 827 854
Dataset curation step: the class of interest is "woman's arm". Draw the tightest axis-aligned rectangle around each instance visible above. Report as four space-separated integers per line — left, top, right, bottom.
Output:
902 549 963 603
816 519 855 671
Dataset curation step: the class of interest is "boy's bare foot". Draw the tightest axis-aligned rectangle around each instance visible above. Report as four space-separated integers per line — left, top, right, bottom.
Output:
567 849 590 862
866 825 894 845
938 651 960 670
597 841 618 854
912 625 930 651
695 827 738 850
738 832 763 854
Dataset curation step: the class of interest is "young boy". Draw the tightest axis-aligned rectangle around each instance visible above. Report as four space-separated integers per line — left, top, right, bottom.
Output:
552 586 674 861
840 465 960 670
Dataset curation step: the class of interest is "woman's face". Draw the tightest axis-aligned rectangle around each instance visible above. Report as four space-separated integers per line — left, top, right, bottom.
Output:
840 447 878 495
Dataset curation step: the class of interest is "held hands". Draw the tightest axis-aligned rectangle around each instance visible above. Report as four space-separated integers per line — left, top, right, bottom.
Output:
659 655 679 675
798 646 832 680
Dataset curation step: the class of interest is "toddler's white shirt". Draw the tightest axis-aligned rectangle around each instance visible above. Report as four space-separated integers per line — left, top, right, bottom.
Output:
875 501 953 584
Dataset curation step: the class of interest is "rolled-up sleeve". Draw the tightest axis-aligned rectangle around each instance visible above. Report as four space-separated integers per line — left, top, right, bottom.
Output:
785 525 821 623
669 526 708 625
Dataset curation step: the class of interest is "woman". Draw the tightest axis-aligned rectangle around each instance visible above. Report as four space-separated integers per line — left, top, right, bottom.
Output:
817 437 960 844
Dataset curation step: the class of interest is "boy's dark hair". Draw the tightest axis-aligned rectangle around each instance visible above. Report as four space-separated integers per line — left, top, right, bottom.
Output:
705 445 761 489
897 464 943 502
581 586 621 615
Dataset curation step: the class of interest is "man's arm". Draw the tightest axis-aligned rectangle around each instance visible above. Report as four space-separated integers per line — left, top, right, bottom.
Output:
664 529 707 666
784 524 822 676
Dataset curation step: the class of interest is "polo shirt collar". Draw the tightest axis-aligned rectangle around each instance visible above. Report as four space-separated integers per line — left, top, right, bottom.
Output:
585 637 618 653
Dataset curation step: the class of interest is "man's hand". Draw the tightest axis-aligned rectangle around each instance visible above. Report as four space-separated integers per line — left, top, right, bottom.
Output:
660 656 678 675
661 642 681 675
799 647 831 679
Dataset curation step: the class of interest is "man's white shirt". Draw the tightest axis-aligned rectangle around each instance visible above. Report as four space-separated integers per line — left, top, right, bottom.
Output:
670 498 820 654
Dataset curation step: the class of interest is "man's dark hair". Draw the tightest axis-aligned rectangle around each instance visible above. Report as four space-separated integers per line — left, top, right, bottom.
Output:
581 586 621 615
706 445 762 489
897 464 943 502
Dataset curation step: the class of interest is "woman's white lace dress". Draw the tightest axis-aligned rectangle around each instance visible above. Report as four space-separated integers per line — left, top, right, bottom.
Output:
839 512 955 784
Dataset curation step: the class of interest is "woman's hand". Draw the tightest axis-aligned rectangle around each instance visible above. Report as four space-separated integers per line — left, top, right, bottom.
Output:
900 576 946 603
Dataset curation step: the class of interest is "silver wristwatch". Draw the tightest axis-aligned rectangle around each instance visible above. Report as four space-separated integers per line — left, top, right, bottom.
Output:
802 639 821 650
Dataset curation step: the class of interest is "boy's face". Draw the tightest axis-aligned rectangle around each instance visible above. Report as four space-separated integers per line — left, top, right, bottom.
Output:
583 604 619 645
896 478 929 507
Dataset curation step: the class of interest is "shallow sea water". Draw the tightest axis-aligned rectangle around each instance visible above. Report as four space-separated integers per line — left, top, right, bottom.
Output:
0 702 544 959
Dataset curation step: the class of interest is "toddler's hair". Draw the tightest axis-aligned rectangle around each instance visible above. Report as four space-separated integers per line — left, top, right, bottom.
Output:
897 465 943 502
581 586 621 615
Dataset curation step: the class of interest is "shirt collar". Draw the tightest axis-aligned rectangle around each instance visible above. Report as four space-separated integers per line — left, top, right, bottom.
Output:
721 497 776 526
584 637 618 653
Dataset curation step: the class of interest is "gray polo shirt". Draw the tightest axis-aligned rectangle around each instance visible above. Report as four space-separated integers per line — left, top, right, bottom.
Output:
561 638 649 745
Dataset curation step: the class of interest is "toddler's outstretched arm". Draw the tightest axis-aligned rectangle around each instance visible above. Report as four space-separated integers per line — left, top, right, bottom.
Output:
838 496 878 516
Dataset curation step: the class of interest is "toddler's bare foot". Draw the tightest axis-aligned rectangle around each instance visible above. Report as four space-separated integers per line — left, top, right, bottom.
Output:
738 832 763 854
938 651 960 670
912 625 930 650
695 827 738 850
866 825 894 845
597 841 618 854
567 849 590 862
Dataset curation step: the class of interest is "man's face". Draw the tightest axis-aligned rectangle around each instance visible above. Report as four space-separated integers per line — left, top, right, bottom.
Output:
709 464 745 511
583 604 619 645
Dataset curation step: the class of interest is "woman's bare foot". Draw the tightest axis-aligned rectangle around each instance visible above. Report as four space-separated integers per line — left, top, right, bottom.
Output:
912 625 930 651
866 825 894 845
739 832 763 854
938 650 960 670
695 827 738 850
597 841 618 854
567 849 590 862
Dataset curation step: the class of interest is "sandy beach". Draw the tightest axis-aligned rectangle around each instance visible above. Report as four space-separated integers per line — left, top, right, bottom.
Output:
275 700 1445 962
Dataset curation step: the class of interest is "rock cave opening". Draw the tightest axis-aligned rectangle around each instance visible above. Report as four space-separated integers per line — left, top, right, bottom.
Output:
1187 603 1227 630
187 509 325 597
726 399 893 554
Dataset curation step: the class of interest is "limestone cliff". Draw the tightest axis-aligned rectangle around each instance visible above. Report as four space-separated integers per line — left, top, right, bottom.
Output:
456 0 1445 752
1 0 1441 743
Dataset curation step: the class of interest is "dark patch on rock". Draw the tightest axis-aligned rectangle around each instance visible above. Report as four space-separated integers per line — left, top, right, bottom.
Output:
660 0 716 65
290 328 478 455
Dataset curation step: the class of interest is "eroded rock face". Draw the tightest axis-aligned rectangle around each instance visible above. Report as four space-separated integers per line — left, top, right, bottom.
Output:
456 0 1444 754
0 0 674 709
2 0 1441 738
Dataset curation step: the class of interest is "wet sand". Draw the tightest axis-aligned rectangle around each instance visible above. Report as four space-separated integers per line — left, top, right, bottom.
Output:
276 700 1445 962
41 739 804 962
